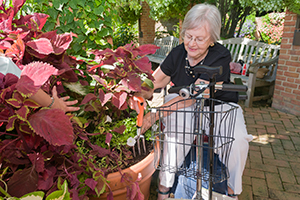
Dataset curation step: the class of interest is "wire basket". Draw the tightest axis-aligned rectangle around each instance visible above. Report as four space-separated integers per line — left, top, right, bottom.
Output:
150 97 238 184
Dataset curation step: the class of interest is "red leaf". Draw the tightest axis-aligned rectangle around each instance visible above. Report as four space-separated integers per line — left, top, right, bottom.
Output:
85 178 98 190
31 13 49 30
119 101 128 110
98 89 112 106
37 166 56 190
6 98 21 108
11 0 26 17
16 106 29 121
91 75 107 87
130 182 138 200
6 115 17 131
112 92 127 109
23 99 40 108
134 56 152 74
23 131 42 148
0 10 13 31
0 40 12 50
28 152 45 173
7 167 38 198
28 109 74 146
0 109 10 121
35 31 76 55
15 75 39 97
107 191 114 200
80 93 97 105
16 61 58 97
2 73 19 88
52 32 76 55
120 75 142 92
5 37 25 65
0 87 13 102
112 125 126 134
88 62 103 71
95 177 106 196
89 143 110 157
105 132 112 144
26 38 54 55
135 185 144 200
137 44 160 57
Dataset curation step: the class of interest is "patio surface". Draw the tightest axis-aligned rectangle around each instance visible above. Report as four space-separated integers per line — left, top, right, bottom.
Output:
148 90 300 200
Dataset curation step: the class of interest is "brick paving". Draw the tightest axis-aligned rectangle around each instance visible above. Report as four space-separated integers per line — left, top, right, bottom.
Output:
148 91 300 200
239 106 300 200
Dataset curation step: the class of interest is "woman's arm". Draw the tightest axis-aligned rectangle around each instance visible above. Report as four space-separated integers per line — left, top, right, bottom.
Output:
30 86 80 112
137 67 171 100
141 78 224 133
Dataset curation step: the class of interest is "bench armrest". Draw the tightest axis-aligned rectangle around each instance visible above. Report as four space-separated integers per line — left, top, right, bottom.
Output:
248 56 279 74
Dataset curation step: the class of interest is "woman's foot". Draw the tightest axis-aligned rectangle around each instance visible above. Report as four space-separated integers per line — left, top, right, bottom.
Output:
157 184 170 200
228 186 238 199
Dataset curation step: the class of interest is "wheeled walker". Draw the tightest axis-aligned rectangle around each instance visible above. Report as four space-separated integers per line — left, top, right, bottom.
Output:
150 65 247 200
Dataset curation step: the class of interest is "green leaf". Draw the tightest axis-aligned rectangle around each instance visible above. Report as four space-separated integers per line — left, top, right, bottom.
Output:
53 1 64 11
45 180 70 200
61 0 69 4
75 35 86 43
142 78 154 89
63 82 90 96
95 0 103 6
93 6 104 16
72 43 82 53
98 28 110 38
43 22 56 32
66 13 74 24
68 1 77 9
19 191 44 200
47 8 59 20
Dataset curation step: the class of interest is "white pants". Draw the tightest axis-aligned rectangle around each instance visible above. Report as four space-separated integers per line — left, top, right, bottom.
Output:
159 94 253 195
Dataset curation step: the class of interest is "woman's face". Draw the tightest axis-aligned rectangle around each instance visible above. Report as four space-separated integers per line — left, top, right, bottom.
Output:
183 24 213 61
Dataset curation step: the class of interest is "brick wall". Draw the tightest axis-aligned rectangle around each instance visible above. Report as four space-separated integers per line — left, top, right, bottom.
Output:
139 2 155 45
272 10 300 115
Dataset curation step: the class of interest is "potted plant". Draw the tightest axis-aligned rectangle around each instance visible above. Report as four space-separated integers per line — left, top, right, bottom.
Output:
0 0 159 199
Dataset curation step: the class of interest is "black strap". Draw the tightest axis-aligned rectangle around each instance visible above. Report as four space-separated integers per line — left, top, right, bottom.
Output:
157 189 170 195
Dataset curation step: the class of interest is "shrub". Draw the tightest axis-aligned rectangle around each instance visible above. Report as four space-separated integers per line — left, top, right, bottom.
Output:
112 24 139 48
234 18 257 39
259 12 285 45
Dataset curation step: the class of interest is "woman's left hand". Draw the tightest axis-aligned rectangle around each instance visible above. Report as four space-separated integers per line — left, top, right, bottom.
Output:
51 86 80 112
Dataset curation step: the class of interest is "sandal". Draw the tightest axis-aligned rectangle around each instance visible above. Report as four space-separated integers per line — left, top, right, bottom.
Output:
228 194 239 200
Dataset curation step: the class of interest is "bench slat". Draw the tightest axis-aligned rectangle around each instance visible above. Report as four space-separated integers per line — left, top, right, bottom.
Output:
147 36 179 64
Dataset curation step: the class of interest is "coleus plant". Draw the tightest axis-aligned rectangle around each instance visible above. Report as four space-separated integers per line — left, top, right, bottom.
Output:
0 0 159 199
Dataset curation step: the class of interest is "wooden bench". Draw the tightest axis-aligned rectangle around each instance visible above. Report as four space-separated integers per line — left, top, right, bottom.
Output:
147 36 180 64
218 38 280 107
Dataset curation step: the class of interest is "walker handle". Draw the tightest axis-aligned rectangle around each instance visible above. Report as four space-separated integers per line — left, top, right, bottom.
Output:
194 65 223 79
168 84 248 94
216 84 248 92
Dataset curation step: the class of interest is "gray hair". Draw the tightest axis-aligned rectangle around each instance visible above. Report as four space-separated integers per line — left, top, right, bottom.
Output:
180 3 221 42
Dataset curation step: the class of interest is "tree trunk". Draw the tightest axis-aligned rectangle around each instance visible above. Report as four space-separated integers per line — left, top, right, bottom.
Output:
219 0 254 39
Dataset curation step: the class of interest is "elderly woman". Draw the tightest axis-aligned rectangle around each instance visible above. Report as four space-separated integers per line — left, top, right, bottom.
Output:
135 3 253 200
